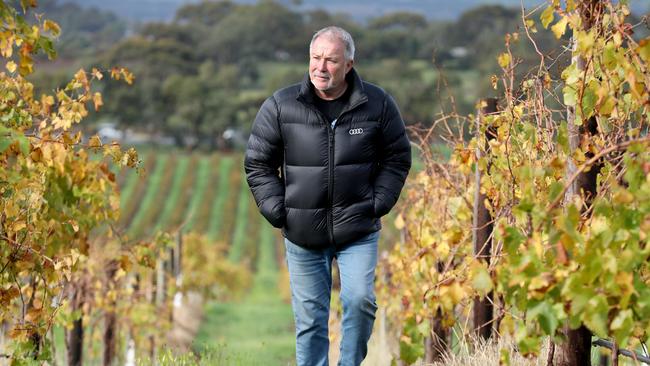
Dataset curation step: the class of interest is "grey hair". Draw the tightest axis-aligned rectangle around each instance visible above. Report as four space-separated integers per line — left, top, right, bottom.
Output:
309 26 355 61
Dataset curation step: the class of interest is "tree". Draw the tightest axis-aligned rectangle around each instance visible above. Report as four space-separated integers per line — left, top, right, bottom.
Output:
201 1 305 63
174 0 236 27
0 1 137 361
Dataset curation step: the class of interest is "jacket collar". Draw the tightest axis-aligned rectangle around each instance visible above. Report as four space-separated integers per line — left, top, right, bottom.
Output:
297 67 368 109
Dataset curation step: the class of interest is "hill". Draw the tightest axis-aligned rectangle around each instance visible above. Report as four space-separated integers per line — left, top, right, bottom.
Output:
59 0 649 22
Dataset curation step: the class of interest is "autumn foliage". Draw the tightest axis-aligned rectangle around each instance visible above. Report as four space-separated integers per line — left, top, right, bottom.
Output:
380 0 650 364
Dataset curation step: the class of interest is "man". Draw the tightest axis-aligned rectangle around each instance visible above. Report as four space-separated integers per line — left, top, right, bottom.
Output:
244 26 411 366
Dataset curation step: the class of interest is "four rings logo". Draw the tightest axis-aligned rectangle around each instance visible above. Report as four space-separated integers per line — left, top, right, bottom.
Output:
348 128 364 135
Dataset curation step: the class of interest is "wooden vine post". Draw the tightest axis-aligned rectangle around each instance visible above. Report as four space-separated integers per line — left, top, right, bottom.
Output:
473 98 498 340
554 1 605 365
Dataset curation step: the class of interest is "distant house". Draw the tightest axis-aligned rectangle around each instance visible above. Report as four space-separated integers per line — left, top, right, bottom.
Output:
449 46 469 58
96 122 124 142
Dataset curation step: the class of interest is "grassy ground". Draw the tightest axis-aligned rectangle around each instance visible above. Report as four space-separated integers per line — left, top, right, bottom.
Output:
193 222 296 365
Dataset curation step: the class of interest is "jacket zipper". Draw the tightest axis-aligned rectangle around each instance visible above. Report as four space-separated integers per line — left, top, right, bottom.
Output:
298 96 367 247
327 124 335 246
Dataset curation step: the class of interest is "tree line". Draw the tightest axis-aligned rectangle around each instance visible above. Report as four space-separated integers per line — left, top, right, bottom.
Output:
32 0 646 150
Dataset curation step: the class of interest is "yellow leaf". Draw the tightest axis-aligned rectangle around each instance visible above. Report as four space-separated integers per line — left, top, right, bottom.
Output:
615 272 633 294
394 214 405 230
471 262 493 296
6 61 16 73
4 201 19 218
540 6 555 29
70 249 82 265
92 67 103 80
11 221 26 232
551 16 568 39
43 20 61 36
121 68 135 85
613 190 634 204
93 92 103 111
436 241 450 258
19 54 34 75
25 307 42 322
639 39 650 63
450 282 467 304
88 135 102 149
526 20 538 33
52 116 71 131
490 75 498 90
110 67 120 80
74 69 89 91
497 53 511 68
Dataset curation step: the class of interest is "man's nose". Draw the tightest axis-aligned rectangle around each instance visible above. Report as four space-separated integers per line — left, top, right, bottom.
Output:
318 59 327 71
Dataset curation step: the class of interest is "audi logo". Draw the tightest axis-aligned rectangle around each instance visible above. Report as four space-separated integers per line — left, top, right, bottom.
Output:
348 128 364 135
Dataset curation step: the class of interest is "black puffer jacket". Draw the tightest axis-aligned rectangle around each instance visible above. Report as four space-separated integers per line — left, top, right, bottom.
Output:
245 68 411 249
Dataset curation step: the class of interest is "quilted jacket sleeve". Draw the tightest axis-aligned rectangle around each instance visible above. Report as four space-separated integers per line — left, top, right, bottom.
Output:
373 93 412 217
244 96 286 228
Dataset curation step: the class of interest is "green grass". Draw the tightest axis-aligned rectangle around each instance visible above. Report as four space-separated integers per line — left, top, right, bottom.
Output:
249 222 277 301
193 301 295 366
126 154 169 238
184 156 211 231
188 155 221 233
118 167 140 210
120 153 157 226
228 168 251 263
194 222 295 366
207 156 235 242
164 155 199 229
152 155 190 232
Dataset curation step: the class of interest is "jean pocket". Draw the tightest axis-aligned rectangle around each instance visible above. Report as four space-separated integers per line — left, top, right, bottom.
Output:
284 238 313 255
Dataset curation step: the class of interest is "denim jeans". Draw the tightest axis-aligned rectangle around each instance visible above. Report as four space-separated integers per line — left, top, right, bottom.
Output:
284 231 380 366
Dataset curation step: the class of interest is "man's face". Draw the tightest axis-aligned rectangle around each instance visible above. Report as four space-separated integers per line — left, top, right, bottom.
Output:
309 36 354 99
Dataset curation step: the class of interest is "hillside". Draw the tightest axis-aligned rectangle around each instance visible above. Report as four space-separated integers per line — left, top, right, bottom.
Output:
60 0 649 22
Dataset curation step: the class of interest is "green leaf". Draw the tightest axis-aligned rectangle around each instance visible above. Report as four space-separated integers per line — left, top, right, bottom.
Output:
399 340 424 364
548 181 564 202
503 227 525 256
16 134 29 156
561 63 581 84
603 43 617 70
38 37 57 60
610 309 633 347
557 121 569 154
527 301 559 335
583 294 609 337
581 83 597 118
576 30 595 55
399 319 425 364
563 85 577 107
472 263 493 296
516 200 534 213
0 131 13 153
540 6 555 29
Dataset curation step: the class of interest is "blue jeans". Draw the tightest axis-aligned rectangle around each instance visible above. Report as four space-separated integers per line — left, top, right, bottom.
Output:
284 231 380 366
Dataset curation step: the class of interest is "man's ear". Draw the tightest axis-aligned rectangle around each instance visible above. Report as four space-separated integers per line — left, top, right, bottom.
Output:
345 59 354 74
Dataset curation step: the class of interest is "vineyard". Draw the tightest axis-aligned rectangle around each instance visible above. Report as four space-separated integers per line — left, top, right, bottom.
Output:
2 1 650 366
112 150 399 365
115 151 296 364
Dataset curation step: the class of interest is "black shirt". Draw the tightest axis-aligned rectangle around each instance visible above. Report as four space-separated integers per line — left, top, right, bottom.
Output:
312 84 352 125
